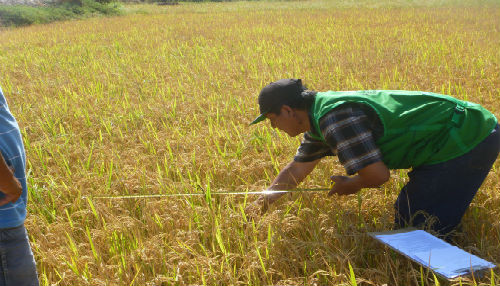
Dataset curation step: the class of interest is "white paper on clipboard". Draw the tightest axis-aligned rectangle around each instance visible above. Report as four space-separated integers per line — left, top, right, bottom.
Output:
369 228 497 279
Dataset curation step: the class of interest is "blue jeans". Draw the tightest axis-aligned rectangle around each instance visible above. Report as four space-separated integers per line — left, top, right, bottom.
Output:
0 225 39 286
395 124 500 235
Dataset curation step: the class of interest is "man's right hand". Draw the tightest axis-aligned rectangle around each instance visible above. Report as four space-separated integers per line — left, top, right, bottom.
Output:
244 192 283 222
244 159 320 222
0 176 22 206
0 157 22 207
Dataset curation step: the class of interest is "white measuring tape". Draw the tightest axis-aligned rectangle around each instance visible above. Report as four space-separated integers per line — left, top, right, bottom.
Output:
87 188 330 200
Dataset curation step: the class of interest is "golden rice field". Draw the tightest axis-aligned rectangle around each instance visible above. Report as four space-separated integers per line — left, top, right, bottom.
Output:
1 0 499 285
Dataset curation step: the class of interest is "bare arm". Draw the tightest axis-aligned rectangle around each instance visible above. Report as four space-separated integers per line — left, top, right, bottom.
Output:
245 159 320 219
263 159 321 204
0 153 22 206
328 161 389 196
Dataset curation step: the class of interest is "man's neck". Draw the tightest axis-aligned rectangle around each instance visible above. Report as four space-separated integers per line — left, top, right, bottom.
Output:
294 109 311 134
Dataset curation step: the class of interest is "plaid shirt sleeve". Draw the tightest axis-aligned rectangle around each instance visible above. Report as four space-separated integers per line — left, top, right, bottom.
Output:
294 104 383 175
320 105 383 175
293 131 334 162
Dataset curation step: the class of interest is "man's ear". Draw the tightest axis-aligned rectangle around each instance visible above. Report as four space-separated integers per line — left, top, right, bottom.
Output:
280 105 293 116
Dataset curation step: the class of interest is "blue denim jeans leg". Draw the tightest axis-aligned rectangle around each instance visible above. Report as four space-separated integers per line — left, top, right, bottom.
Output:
0 224 39 286
394 124 500 235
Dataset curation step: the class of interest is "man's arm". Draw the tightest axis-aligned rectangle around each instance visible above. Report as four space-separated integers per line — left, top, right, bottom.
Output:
264 159 321 203
272 160 321 187
0 153 22 206
328 161 389 196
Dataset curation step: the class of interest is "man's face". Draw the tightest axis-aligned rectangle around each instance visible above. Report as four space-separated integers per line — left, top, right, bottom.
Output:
265 105 302 137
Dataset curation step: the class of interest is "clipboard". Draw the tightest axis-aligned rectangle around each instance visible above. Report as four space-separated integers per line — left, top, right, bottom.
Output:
369 228 497 279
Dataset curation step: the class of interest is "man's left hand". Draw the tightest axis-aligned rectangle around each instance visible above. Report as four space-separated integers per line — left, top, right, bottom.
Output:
328 175 361 196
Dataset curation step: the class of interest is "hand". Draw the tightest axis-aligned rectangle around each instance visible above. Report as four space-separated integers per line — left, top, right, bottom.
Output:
0 176 22 206
328 175 361 196
244 196 264 222
244 192 282 222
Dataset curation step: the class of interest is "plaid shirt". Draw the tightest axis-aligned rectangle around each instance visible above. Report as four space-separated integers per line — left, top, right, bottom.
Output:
294 103 384 175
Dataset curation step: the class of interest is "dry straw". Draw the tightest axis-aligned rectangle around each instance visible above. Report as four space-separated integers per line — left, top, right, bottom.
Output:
0 0 499 285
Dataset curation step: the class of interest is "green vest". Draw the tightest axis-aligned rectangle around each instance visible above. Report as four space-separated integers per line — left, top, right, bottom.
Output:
309 90 497 169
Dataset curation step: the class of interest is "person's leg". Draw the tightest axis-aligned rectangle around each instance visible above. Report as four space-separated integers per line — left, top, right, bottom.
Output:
0 225 39 286
395 124 500 235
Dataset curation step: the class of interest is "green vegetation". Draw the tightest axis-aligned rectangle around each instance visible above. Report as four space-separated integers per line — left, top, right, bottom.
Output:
0 0 121 27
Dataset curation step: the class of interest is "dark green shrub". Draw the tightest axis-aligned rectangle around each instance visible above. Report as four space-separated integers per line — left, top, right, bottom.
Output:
0 0 121 27
0 5 73 26
156 0 179 5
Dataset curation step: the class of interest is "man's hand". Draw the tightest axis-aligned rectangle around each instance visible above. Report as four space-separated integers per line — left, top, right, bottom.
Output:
0 171 22 206
328 162 390 197
244 192 282 222
245 159 320 221
328 175 360 196
244 196 265 222
0 154 23 206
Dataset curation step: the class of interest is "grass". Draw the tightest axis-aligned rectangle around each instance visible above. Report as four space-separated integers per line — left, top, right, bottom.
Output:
0 0 499 285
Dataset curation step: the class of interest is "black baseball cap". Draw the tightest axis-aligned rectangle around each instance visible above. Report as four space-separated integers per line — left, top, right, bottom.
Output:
250 78 305 125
